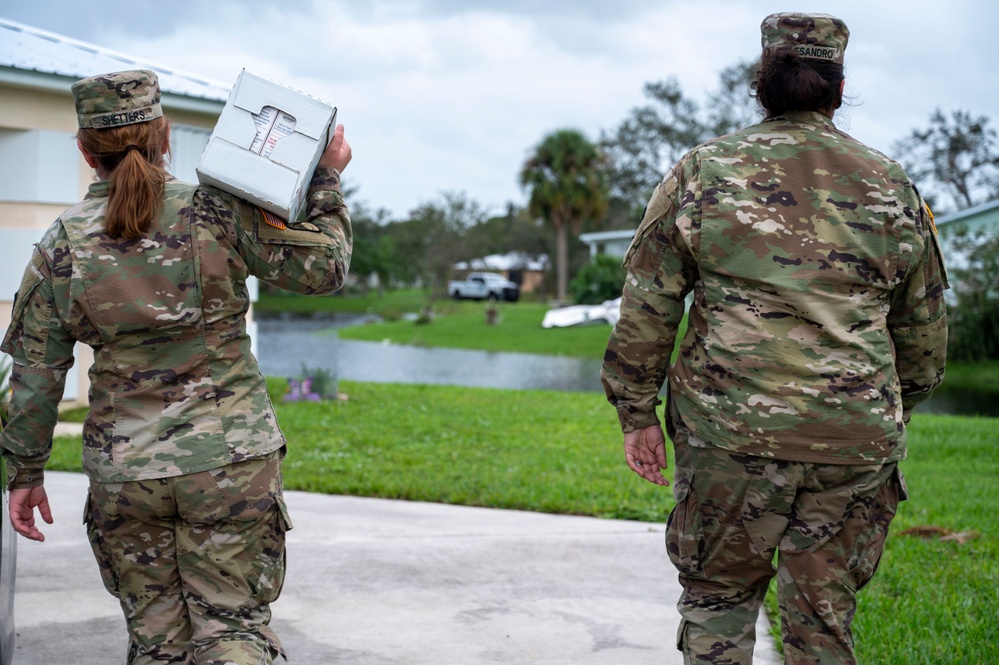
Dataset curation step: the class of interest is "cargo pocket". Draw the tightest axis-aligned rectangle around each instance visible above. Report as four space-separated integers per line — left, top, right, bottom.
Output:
676 618 691 652
845 466 904 593
665 465 703 577
247 494 292 606
895 467 909 503
82 493 121 599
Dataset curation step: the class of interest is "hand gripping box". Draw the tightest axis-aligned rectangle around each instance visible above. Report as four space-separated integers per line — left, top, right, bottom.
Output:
196 70 337 222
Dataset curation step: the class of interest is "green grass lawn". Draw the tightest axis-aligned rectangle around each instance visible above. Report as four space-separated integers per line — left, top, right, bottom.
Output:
338 300 620 358
48 380 997 663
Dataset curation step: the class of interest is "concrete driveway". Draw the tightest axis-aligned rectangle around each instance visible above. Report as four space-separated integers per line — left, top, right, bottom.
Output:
12 471 779 664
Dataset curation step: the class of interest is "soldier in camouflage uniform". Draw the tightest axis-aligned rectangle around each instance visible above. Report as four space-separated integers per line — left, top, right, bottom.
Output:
1 70 353 664
601 13 947 665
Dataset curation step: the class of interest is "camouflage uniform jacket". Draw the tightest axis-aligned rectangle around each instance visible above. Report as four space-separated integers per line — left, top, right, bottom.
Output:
601 111 948 464
1 166 351 489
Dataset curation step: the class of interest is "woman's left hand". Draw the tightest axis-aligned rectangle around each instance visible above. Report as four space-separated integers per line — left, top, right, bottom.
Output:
319 124 352 173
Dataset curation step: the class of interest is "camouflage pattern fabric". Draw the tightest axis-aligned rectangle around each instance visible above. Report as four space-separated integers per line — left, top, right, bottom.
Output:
601 110 948 465
667 426 903 665
72 69 164 129
0 165 351 490
760 13 850 64
84 452 289 664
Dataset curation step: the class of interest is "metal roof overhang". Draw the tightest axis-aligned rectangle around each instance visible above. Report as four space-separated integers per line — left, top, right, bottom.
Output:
0 66 226 116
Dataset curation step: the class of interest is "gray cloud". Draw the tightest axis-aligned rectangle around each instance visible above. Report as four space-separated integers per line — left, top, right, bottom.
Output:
0 0 312 42
6 0 997 218
416 0 656 20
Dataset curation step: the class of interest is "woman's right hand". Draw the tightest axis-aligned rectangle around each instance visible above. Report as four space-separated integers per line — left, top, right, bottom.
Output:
10 486 53 542
319 124 352 173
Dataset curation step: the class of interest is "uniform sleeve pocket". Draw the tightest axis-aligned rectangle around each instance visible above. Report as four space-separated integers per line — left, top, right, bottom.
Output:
1 252 45 354
236 200 333 248
255 217 334 247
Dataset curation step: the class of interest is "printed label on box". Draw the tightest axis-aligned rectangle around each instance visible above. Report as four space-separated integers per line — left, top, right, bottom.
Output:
250 106 297 158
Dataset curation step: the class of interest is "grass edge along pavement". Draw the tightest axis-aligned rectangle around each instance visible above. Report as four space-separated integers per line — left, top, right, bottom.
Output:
52 380 998 664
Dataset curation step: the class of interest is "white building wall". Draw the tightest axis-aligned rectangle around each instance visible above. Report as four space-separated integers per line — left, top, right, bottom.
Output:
579 230 636 262
0 121 221 403
0 21 230 408
0 128 79 204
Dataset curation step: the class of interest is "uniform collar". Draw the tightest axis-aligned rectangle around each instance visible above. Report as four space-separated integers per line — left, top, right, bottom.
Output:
764 110 836 128
85 175 176 199
86 179 110 199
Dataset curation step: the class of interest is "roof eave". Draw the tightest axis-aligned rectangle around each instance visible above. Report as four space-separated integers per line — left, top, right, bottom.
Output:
935 198 999 227
0 65 71 93
161 91 226 116
0 66 227 117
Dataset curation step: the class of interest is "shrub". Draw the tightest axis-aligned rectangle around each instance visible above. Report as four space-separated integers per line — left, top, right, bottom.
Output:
569 254 626 305
285 364 338 402
944 224 999 362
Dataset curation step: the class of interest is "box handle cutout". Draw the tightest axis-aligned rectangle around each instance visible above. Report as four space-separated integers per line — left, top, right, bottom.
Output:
250 106 297 158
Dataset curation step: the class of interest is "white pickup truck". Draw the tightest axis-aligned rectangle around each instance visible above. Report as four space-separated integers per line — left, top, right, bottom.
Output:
448 272 520 302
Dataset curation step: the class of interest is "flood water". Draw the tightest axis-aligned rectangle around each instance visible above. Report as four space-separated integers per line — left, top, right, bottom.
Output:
256 317 604 393
917 386 999 419
256 317 997 417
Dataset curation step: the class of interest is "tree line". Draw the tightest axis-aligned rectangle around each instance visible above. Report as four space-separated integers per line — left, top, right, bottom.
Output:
340 60 999 359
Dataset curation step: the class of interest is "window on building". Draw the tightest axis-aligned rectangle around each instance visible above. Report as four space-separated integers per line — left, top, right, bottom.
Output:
0 128 79 205
168 123 213 183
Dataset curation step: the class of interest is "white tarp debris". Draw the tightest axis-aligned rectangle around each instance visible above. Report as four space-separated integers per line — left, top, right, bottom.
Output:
541 298 621 328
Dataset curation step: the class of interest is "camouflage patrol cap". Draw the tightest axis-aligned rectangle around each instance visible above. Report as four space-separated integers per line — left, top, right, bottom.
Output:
761 13 849 64
72 69 163 129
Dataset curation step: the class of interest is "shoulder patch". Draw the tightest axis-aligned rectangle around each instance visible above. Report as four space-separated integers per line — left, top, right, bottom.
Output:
621 173 680 268
926 207 949 289
925 203 938 236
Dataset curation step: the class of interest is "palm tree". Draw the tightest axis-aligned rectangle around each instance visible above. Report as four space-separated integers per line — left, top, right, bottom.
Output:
520 129 609 302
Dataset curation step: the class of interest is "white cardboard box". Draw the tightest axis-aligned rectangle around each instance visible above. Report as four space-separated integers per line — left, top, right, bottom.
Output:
196 70 337 222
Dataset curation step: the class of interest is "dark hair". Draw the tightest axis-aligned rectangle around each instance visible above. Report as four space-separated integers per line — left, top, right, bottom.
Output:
752 47 844 117
76 117 171 240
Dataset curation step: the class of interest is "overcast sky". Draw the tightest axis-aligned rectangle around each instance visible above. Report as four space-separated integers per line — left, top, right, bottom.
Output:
3 0 997 219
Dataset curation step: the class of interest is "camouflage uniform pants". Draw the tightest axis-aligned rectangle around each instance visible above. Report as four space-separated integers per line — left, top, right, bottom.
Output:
83 452 292 664
667 434 906 665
